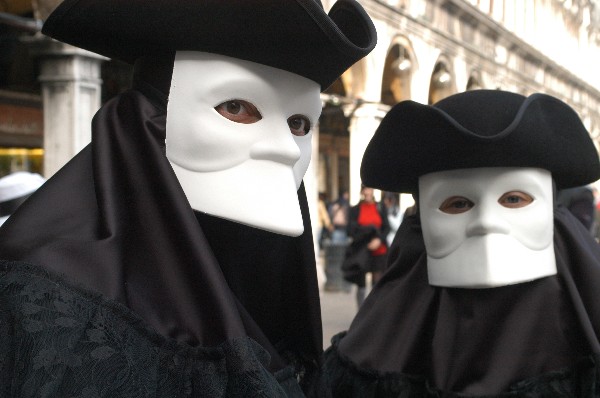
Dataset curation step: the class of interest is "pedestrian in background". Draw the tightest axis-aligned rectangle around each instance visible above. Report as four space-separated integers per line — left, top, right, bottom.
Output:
329 190 350 244
342 185 389 307
318 191 334 250
323 190 352 292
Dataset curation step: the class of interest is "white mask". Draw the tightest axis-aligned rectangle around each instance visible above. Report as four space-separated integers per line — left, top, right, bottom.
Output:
418 167 556 288
166 51 322 236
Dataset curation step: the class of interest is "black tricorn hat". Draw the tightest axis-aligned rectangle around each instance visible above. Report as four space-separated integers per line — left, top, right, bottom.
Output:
361 90 600 193
41 0 377 91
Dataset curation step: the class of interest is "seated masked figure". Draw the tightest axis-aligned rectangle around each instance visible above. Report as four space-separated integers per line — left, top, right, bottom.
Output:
323 90 600 397
0 1 376 397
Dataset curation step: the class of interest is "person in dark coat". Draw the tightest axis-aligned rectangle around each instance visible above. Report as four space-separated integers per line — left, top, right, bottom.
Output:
323 90 600 397
0 1 376 397
342 185 390 307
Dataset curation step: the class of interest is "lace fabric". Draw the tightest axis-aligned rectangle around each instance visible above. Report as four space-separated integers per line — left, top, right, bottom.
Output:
322 332 600 398
0 260 304 397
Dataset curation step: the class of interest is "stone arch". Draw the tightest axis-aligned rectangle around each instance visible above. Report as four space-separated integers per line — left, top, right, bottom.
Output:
466 69 484 91
381 36 416 106
340 56 368 100
428 56 456 104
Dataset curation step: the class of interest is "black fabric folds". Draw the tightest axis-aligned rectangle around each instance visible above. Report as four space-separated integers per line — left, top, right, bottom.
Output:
322 207 600 397
0 88 322 393
0 260 306 397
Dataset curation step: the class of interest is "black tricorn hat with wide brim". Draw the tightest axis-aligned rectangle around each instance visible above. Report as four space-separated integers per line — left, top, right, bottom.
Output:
361 90 600 193
41 0 377 91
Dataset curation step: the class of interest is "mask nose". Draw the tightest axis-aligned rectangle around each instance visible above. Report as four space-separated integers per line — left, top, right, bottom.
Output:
250 123 301 166
465 201 511 237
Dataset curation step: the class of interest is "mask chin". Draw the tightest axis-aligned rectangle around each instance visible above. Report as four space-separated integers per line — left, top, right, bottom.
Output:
170 160 304 236
427 234 556 288
165 51 321 236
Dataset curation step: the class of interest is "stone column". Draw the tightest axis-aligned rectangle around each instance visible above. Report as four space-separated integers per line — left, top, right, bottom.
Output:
328 151 340 200
347 102 389 204
28 37 106 177
305 122 320 254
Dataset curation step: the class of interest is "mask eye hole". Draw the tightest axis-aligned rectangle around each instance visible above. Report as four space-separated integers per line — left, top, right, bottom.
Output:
215 100 262 124
287 115 311 136
498 191 534 208
439 196 474 214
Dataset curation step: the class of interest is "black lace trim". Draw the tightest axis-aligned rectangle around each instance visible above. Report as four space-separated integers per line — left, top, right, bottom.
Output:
322 332 600 397
0 260 304 397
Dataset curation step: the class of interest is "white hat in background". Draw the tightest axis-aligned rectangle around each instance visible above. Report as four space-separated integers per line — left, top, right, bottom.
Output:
0 171 45 226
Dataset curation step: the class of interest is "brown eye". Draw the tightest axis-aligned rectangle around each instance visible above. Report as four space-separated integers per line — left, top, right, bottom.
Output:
287 115 311 136
439 196 474 214
225 101 241 114
215 100 262 124
498 191 534 208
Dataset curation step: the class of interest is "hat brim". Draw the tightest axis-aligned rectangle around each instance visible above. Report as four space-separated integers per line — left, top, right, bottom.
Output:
361 91 600 192
42 0 376 90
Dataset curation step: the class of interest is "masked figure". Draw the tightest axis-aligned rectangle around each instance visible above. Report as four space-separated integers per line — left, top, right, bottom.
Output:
323 90 600 397
0 1 376 397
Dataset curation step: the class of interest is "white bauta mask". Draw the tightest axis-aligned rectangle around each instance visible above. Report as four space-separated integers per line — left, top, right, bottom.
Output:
418 167 556 288
166 51 322 236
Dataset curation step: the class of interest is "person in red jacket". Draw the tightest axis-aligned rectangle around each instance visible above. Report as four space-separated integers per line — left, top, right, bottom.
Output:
343 185 390 307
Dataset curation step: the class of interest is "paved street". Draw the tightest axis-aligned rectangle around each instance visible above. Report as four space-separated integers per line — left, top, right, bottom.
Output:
319 282 356 348
316 252 364 349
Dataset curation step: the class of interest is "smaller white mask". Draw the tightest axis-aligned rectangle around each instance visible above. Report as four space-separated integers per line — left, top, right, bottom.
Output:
419 167 556 288
166 52 322 236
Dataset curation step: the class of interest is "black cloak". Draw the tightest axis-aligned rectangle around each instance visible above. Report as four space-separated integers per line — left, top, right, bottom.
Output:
322 90 600 397
0 68 322 397
324 207 600 396
0 0 377 395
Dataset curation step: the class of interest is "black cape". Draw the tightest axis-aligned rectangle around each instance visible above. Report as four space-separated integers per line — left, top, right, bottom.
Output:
0 82 323 396
323 206 600 397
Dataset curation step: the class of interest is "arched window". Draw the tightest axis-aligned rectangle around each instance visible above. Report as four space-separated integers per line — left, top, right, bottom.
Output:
381 43 414 106
428 60 455 104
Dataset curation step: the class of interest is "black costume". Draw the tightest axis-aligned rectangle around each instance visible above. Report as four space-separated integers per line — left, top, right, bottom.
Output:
0 0 376 396
322 90 600 397
0 85 319 397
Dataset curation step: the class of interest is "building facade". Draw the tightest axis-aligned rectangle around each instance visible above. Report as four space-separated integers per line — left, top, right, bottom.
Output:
317 0 600 208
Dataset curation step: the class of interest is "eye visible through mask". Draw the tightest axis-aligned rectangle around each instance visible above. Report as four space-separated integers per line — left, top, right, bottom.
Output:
287 114 311 136
439 191 534 214
215 100 262 124
498 191 534 208
214 100 312 136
